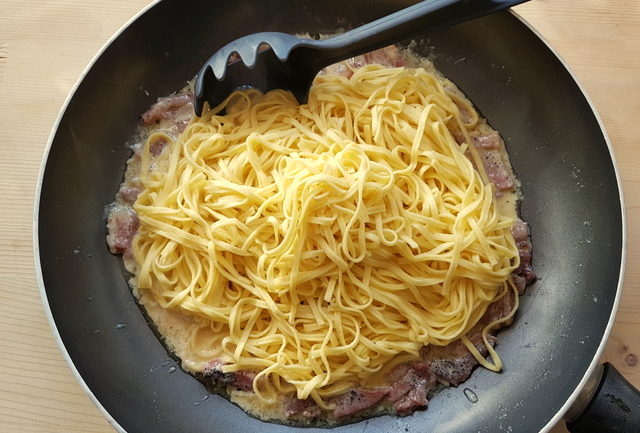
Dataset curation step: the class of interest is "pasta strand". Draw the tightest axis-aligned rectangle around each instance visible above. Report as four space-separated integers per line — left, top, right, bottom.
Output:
132 65 520 405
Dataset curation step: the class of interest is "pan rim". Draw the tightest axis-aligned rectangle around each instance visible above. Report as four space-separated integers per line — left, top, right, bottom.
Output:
32 3 627 433
33 1 163 432
508 9 627 433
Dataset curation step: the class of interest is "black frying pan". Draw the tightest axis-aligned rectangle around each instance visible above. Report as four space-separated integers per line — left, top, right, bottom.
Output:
35 1 634 432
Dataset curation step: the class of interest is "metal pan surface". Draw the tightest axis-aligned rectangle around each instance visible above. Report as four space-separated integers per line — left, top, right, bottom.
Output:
35 1 625 432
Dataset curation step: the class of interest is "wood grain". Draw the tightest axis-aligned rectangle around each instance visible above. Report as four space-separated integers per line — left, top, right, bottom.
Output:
0 1 638 432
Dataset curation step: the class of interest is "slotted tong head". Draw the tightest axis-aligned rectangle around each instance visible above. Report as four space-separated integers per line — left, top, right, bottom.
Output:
194 0 530 115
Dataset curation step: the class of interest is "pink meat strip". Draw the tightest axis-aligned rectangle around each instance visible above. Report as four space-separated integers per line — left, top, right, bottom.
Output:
203 359 256 392
321 45 407 78
116 186 141 204
332 388 390 418
284 397 322 418
141 93 194 132
472 131 501 150
481 149 515 191
387 361 436 415
106 206 139 255
512 220 536 293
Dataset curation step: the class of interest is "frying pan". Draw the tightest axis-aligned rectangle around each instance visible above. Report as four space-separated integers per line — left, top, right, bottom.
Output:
34 0 636 432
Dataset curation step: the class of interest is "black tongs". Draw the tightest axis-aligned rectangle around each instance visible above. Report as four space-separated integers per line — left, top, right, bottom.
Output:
194 0 530 115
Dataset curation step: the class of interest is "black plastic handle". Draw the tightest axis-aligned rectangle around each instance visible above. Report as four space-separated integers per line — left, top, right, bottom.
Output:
306 0 531 68
567 363 640 433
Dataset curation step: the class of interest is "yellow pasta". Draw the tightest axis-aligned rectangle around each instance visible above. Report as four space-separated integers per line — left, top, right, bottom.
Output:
132 65 520 408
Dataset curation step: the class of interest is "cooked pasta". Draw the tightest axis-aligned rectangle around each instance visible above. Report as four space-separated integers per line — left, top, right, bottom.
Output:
131 65 520 408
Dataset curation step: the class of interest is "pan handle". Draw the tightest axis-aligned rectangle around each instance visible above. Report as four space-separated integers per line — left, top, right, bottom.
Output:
565 362 640 433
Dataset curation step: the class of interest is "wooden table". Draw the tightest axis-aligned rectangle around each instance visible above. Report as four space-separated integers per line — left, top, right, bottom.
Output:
0 1 638 432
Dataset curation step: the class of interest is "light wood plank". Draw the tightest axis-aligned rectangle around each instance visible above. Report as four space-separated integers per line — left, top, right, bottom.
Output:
1 1 638 432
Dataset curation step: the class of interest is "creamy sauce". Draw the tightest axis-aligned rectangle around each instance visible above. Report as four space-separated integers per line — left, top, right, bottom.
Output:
111 47 527 424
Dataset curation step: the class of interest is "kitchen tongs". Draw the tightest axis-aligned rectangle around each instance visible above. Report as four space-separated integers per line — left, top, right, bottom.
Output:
194 0 530 116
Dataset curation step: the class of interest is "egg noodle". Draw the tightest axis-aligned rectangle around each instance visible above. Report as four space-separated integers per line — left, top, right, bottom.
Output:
132 65 520 409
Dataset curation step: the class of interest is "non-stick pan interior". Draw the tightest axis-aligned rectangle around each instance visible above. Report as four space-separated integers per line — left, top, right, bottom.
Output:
37 1 623 432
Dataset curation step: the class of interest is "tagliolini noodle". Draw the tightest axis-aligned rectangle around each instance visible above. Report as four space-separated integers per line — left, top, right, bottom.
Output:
132 65 520 409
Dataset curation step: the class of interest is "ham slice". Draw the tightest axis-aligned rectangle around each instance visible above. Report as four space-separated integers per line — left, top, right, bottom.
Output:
473 131 502 150
203 359 257 391
482 149 515 191
116 186 140 204
332 388 389 418
105 206 139 255
320 45 407 78
284 397 322 418
141 93 193 131
512 220 536 293
388 361 435 415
